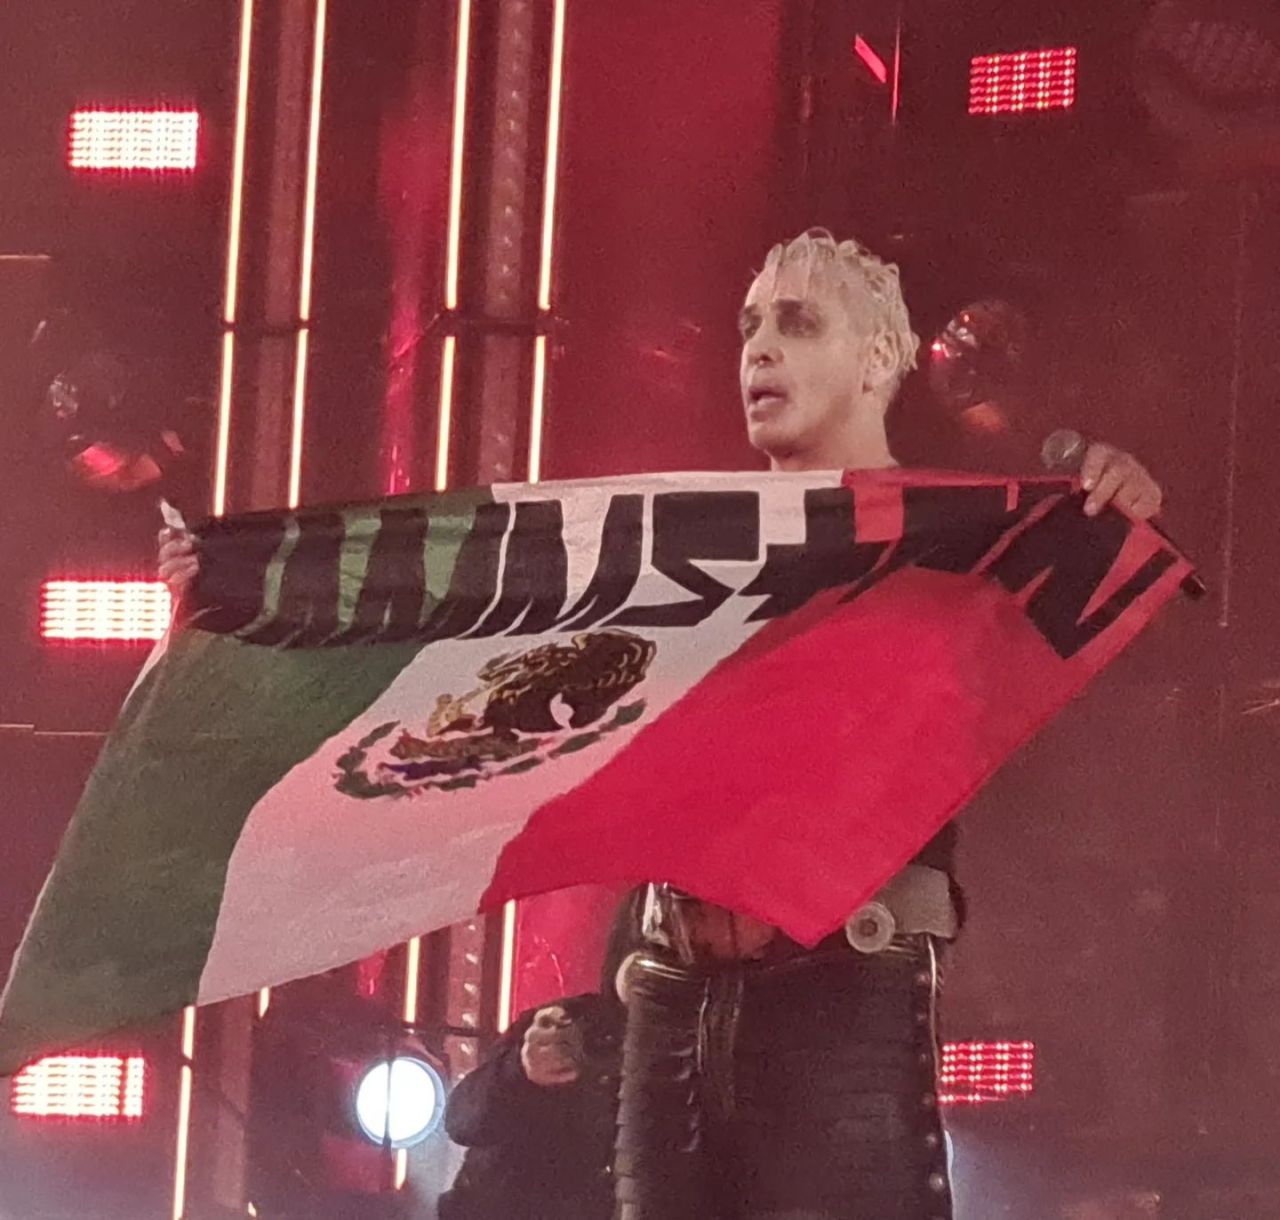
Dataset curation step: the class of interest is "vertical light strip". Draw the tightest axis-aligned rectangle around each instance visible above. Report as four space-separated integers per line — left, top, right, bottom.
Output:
223 3 255 323
171 1006 197 1220
403 938 422 1025
213 0 256 517
444 0 473 311
535 0 566 312
434 336 457 492
399 934 418 1185
528 0 566 476
180 0 254 1208
214 332 237 517
527 335 547 482
496 900 519 1033
436 0 473 492
296 0 327 326
256 987 271 1019
498 0 569 1037
890 9 903 124
396 889 423 1191
287 329 312 508
287 0 329 509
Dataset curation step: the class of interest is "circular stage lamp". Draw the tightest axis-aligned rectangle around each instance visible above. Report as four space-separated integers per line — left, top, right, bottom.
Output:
353 1054 446 1150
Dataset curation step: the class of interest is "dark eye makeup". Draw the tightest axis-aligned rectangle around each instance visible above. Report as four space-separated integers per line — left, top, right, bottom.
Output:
737 299 824 340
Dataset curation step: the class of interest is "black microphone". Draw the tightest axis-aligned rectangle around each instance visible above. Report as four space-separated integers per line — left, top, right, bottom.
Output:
1040 428 1088 474
1039 429 1206 601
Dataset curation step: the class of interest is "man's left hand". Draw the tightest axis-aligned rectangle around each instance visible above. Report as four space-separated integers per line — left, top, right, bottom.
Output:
1080 443 1163 521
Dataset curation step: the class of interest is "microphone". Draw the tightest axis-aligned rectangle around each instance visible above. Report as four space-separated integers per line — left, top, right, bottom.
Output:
1039 428 1206 601
1040 428 1088 474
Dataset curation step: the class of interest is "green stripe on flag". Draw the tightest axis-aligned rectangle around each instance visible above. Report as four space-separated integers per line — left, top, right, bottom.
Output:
0 489 494 1072
0 630 422 1070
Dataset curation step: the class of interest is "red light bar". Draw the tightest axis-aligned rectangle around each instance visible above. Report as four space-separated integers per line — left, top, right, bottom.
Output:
41 580 171 642
940 1039 1035 1105
853 35 888 86
68 108 200 172
11 1055 147 1120
969 48 1077 116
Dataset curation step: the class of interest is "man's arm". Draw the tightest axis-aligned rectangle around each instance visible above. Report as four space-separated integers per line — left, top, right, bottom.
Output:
444 1003 587 1148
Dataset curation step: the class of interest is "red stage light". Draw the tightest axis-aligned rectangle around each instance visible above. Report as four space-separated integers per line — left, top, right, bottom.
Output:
853 35 888 86
68 108 200 172
969 48 1077 116
40 580 171 642
939 1039 1036 1105
11 1055 147 1120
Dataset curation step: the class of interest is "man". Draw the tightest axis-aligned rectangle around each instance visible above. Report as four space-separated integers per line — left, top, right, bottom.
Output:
611 229 1163 1220
160 229 1162 1219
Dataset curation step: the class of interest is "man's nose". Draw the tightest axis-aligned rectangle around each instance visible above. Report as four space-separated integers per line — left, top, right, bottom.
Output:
745 328 781 365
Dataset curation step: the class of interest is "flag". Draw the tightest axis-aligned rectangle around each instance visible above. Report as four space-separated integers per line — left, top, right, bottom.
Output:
0 469 1192 1072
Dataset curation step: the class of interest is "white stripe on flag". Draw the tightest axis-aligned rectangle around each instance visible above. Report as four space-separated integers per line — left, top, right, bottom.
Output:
197 472 842 1002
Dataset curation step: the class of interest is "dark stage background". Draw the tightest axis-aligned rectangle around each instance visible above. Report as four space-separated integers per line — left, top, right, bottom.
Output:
1 1 1278 1216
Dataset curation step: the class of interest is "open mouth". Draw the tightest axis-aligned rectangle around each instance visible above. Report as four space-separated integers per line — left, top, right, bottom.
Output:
748 385 788 410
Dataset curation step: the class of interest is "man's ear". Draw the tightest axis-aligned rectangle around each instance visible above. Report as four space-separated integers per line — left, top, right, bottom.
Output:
862 331 903 397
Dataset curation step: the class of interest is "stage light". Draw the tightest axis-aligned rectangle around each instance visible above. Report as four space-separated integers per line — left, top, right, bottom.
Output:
969 48 1077 116
853 35 888 86
41 580 171 642
214 0 258 519
353 1055 446 1149
287 0 330 511
68 108 199 172
940 1040 1036 1106
38 340 190 495
11 1054 147 1120
926 299 1029 431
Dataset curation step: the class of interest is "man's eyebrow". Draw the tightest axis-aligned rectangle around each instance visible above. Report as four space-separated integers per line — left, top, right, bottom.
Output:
737 305 760 326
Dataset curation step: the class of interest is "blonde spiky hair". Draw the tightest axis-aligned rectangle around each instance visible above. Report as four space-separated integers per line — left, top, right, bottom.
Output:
758 228 920 398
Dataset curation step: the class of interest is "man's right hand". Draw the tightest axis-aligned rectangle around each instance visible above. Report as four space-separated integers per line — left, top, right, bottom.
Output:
520 1005 584 1087
158 528 199 594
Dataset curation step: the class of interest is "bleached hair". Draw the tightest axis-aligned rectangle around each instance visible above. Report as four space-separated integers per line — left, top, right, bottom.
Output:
759 228 920 397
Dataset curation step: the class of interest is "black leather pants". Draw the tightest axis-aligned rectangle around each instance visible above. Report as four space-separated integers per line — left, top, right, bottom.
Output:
616 938 952 1220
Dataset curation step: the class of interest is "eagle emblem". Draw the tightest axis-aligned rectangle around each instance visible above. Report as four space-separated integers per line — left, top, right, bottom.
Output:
335 629 656 799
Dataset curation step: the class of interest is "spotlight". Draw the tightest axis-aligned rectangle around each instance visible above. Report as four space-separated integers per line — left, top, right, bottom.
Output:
36 337 188 495
940 1040 1036 1106
926 299 1030 429
10 1054 148 1120
40 580 171 643
68 108 200 173
969 48 1078 117
353 1054 446 1150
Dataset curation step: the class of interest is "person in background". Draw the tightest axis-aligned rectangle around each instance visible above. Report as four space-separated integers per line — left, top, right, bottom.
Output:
436 887 646 1220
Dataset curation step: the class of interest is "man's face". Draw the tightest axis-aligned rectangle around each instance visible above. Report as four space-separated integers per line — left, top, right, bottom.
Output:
738 260 871 462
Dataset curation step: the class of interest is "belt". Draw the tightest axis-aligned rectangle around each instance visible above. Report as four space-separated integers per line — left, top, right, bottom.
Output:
844 864 958 953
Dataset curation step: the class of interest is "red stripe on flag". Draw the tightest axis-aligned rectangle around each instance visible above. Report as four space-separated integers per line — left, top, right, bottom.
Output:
481 550 1188 943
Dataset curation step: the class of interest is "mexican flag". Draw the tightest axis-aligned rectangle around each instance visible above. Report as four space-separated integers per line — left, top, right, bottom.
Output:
0 469 1192 1072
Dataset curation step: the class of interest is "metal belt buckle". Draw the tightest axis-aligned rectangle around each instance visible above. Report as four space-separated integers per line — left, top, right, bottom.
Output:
844 900 897 954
